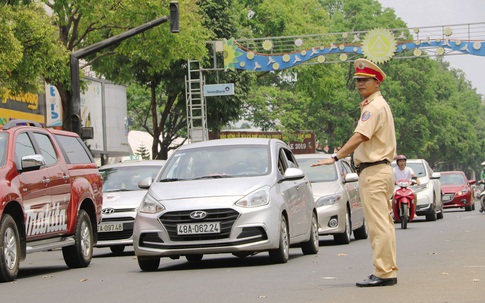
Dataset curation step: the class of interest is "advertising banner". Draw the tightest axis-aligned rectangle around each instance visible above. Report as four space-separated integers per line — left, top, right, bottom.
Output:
0 90 45 127
45 83 62 127
210 130 315 154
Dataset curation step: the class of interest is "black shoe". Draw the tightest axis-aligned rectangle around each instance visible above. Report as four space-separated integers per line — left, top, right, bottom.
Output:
356 275 397 287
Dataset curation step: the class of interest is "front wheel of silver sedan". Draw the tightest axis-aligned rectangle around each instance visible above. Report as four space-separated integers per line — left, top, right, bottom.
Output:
137 256 160 271
269 216 289 264
301 212 319 255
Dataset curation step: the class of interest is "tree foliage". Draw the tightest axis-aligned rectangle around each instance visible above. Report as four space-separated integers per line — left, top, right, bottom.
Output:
2 0 484 175
0 3 69 96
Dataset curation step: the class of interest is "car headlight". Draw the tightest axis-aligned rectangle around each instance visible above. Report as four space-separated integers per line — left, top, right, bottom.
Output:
457 188 469 196
315 194 341 207
235 187 270 208
139 193 165 214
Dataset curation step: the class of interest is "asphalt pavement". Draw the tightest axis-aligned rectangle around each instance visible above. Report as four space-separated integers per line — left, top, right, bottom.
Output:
1 204 484 303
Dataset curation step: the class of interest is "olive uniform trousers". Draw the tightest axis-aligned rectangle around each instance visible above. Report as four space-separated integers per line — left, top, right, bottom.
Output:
358 163 398 279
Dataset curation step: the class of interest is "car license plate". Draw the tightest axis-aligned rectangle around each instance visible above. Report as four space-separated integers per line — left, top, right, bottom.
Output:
442 195 452 202
177 222 221 235
98 223 123 233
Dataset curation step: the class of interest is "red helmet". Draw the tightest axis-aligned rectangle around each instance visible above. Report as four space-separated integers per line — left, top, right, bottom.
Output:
396 154 407 161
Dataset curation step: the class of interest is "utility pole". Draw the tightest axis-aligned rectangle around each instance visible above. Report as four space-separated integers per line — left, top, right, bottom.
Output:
69 2 179 137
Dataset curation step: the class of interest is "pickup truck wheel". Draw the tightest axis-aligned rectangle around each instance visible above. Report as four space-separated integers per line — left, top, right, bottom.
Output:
0 214 20 282
62 210 93 268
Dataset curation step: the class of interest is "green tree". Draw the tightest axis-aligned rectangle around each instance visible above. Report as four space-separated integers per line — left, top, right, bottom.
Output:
101 0 248 159
0 3 69 97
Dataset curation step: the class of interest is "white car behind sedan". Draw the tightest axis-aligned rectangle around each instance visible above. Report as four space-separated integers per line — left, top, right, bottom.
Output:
97 160 165 254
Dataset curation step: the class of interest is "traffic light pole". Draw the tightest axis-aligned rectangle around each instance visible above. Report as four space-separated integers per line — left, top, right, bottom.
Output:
69 2 179 136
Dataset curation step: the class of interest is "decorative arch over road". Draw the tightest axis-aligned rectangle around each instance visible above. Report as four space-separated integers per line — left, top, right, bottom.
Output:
187 22 485 143
222 22 485 71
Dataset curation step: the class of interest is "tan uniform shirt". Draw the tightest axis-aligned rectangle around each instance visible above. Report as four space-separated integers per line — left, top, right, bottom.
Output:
353 91 396 166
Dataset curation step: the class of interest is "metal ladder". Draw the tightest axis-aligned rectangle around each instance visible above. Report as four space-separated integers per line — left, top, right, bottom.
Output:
185 60 208 142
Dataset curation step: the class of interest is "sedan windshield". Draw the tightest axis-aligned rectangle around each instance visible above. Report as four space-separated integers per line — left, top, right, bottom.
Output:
101 165 163 191
407 163 426 177
160 145 270 180
440 173 466 185
293 158 337 182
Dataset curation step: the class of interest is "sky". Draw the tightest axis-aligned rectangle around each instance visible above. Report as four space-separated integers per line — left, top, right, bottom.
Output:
378 0 485 96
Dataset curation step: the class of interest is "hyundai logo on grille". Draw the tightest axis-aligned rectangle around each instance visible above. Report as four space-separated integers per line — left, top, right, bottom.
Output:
190 211 207 220
102 208 116 215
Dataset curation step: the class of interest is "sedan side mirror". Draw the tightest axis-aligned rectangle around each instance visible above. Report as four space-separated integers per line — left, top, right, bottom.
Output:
138 177 154 189
283 167 305 180
344 172 359 183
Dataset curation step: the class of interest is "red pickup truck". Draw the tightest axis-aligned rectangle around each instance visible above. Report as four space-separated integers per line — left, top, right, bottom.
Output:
0 120 103 282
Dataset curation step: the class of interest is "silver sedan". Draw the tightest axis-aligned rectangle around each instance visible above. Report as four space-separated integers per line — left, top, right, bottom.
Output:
295 154 368 244
133 138 319 271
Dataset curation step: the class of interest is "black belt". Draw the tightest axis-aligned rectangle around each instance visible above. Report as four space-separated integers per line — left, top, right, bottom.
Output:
356 160 390 175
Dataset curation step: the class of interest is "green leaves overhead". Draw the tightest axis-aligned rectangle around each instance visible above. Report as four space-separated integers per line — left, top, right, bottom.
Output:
0 4 68 95
2 0 484 172
238 0 484 173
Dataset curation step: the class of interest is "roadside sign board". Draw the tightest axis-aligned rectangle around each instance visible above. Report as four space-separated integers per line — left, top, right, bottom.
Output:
209 131 315 154
204 83 234 97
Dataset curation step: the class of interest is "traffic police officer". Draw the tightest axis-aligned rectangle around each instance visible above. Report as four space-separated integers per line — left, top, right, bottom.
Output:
312 58 398 287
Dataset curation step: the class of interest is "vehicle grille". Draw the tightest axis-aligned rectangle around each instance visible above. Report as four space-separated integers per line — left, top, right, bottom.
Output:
98 229 133 241
159 208 240 241
101 216 134 222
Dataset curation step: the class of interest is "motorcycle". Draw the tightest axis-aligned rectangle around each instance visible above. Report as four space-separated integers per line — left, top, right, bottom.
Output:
392 179 416 229
478 180 485 213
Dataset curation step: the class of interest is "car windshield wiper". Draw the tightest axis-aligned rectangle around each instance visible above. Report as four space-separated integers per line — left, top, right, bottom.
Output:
193 174 233 180
104 188 132 192
160 178 184 182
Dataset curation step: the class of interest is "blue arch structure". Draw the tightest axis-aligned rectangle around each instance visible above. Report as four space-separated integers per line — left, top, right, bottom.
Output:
222 23 485 72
